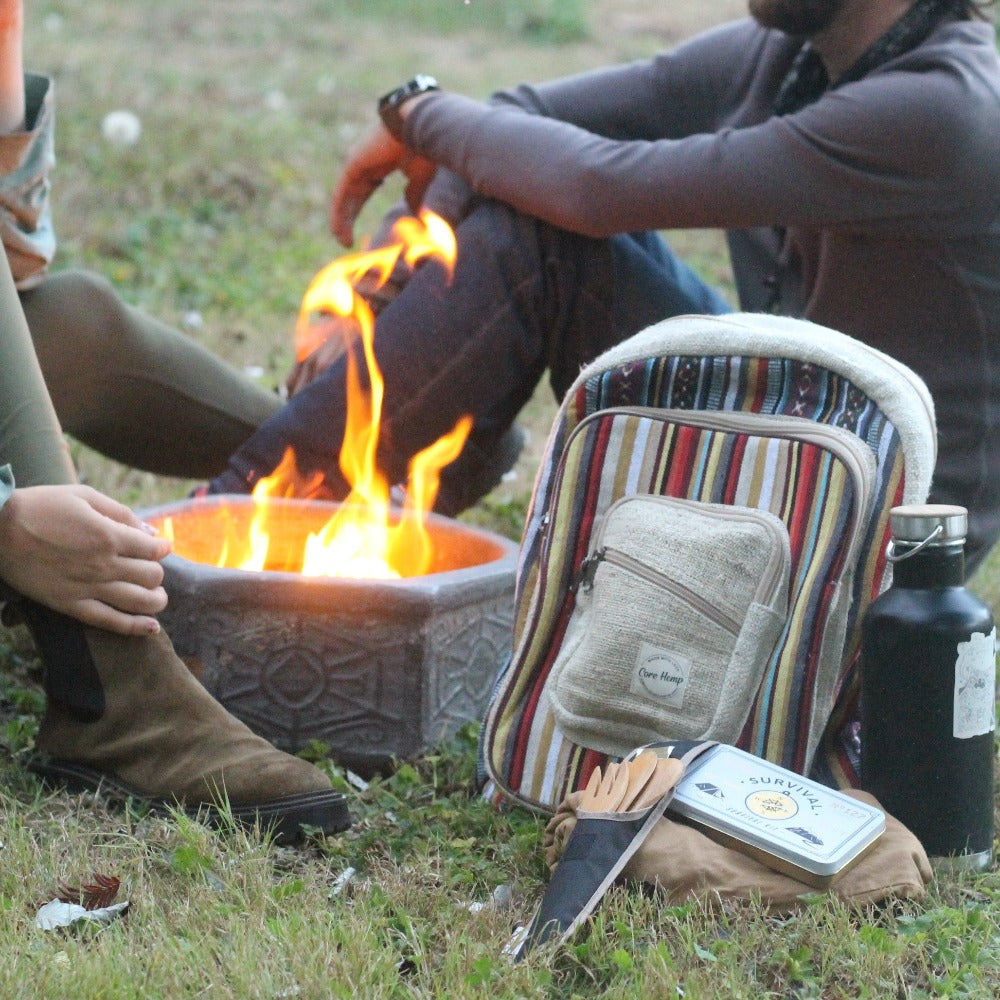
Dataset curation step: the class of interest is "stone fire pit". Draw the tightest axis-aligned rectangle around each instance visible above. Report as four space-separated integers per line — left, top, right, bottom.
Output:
139 496 518 774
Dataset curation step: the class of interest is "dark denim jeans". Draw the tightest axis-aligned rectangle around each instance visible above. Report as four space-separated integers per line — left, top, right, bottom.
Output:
209 201 731 509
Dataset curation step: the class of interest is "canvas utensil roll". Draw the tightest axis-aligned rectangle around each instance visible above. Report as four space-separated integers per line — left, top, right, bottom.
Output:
509 742 714 960
542 765 932 915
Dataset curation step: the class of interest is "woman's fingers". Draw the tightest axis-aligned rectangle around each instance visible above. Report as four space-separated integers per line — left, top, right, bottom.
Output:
90 577 169 615
69 597 162 637
104 522 171 563
83 488 172 561
0 483 171 634
331 123 416 246
103 554 166 593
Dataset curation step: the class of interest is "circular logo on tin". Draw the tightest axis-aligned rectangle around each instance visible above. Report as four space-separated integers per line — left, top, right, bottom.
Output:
745 790 799 820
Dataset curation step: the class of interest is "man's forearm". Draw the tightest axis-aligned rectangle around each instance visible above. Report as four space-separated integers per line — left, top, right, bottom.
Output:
0 0 25 133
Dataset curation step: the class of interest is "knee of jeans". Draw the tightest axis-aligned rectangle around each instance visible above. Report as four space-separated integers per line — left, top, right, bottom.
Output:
456 198 540 258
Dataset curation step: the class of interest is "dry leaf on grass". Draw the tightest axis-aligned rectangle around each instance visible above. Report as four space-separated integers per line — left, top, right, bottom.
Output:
35 872 130 930
56 872 121 910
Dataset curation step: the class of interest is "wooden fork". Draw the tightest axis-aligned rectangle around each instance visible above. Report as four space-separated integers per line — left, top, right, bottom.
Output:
579 761 630 812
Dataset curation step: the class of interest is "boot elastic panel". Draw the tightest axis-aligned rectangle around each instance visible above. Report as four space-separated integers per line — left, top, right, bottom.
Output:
27 755 352 845
22 600 105 722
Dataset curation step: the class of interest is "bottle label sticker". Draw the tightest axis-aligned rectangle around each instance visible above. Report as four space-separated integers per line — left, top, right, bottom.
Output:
953 628 997 739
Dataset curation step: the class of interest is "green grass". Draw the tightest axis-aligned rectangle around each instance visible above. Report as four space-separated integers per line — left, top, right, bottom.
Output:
3 2 1000 996
336 0 591 42
1 727 998 998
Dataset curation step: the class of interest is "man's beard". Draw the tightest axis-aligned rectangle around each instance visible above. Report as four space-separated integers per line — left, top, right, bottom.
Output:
748 0 848 36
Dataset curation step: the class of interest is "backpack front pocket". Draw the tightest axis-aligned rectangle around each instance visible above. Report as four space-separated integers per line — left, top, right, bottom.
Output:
548 494 791 756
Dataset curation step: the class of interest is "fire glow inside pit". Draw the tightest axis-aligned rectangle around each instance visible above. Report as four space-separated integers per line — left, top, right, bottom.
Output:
140 496 518 774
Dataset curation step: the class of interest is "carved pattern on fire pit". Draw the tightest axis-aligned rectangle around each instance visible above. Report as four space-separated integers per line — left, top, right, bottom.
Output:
424 601 514 731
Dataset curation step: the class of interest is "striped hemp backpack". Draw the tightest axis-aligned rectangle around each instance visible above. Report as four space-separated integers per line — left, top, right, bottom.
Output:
481 312 937 813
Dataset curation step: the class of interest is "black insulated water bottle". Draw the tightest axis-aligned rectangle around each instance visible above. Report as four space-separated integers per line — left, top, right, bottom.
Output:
861 504 996 871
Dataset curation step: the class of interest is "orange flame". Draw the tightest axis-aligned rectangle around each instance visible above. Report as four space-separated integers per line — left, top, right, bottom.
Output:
207 209 469 578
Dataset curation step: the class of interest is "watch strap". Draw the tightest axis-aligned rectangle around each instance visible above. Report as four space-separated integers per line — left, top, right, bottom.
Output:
378 74 439 139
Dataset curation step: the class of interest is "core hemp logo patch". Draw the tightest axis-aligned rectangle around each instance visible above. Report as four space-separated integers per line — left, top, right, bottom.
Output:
631 640 691 708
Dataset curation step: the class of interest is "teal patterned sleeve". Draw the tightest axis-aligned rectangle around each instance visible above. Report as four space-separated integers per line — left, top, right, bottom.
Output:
0 464 14 512
0 73 56 288
0 464 18 603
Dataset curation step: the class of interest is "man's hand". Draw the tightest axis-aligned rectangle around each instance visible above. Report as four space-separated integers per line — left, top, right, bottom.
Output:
0 484 172 635
330 120 437 248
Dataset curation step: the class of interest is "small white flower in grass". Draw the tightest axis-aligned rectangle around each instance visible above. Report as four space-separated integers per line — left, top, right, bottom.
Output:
182 310 204 331
264 89 288 112
101 110 142 147
337 122 361 146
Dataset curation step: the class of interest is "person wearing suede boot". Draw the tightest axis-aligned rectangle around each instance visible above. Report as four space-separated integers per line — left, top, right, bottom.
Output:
0 253 351 842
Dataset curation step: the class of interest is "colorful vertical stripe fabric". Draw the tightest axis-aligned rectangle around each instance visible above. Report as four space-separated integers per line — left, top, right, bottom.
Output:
485 350 910 811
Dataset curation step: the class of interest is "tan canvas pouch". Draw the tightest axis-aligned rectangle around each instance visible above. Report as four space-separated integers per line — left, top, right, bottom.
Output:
544 789 932 913
548 496 791 757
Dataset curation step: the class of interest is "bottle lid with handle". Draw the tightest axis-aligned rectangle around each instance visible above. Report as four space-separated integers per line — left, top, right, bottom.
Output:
888 504 967 561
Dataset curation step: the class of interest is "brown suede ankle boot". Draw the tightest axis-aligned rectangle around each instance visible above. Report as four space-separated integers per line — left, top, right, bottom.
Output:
23 602 350 843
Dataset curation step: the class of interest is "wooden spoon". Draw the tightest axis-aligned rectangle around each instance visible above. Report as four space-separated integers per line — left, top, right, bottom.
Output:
630 757 685 811
621 750 658 811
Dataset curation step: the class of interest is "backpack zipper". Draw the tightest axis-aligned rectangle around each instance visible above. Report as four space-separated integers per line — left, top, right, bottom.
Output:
576 545 743 635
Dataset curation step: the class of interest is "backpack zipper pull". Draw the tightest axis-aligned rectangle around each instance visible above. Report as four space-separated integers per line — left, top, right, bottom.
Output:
574 548 606 593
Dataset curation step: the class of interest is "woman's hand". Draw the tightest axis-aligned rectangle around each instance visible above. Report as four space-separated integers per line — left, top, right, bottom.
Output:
0 484 172 635
330 120 437 248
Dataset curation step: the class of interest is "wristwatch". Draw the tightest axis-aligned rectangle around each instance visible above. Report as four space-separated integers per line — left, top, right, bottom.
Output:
378 74 440 139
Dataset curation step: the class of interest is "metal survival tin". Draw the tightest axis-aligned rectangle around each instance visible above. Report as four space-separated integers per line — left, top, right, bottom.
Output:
668 745 886 888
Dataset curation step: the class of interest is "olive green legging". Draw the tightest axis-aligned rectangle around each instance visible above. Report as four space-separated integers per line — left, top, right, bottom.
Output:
2 256 281 488
1 251 74 486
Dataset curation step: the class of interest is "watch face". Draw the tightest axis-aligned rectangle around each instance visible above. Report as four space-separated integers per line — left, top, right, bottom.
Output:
412 74 438 93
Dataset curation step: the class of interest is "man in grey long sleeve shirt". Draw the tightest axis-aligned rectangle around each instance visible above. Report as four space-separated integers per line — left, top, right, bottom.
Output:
210 0 1000 569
